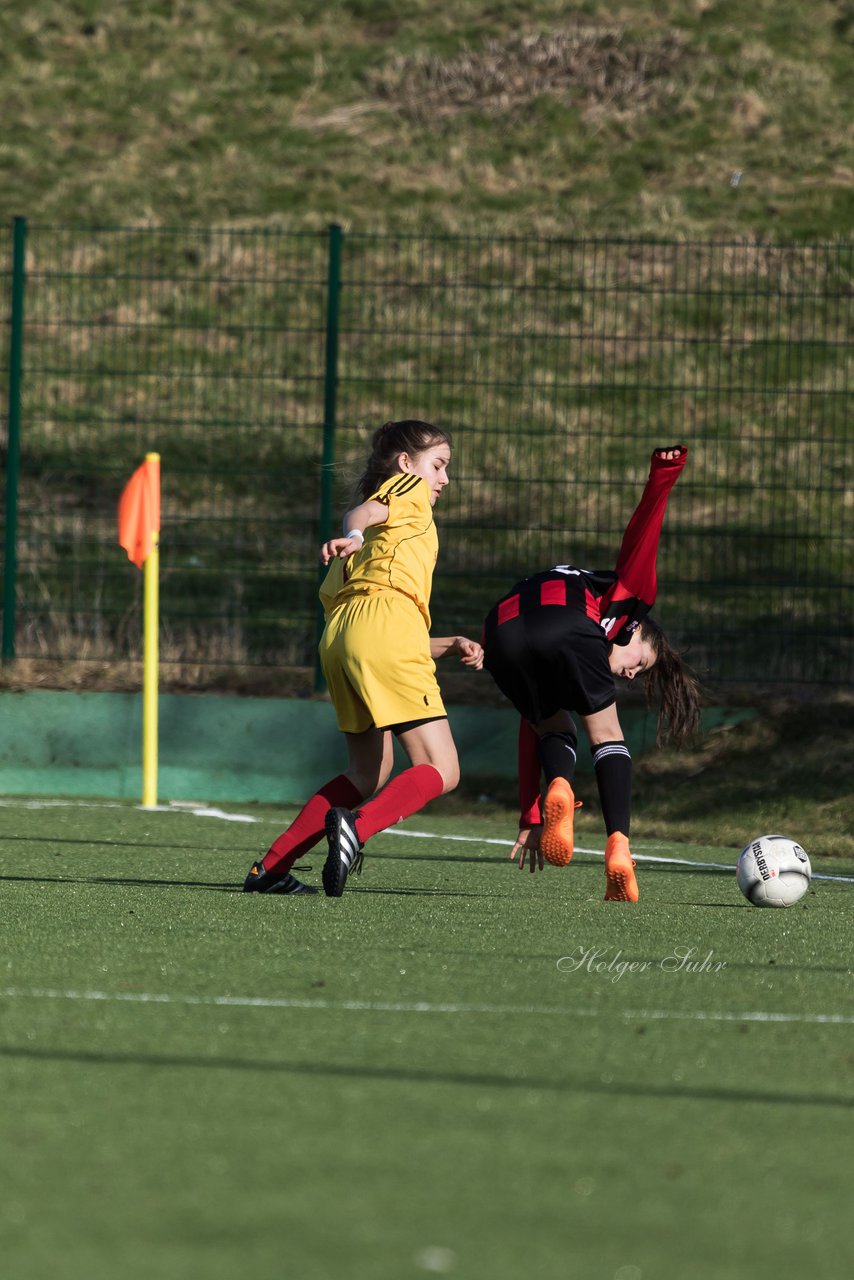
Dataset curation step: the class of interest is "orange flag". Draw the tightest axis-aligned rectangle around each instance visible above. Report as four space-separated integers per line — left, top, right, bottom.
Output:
118 455 161 569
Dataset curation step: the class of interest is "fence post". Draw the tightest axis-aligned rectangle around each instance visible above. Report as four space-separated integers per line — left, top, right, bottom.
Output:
314 223 343 692
2 215 26 663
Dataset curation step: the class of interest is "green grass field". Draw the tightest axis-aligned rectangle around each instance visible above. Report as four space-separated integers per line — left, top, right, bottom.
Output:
1 797 852 1280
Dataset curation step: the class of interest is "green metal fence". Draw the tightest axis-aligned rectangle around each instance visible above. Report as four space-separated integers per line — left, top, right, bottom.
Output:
1 222 852 691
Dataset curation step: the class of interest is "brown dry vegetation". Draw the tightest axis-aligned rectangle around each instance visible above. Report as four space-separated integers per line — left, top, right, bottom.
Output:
368 26 691 121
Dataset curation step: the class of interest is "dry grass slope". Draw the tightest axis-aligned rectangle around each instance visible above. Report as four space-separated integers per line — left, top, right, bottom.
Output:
0 1 851 236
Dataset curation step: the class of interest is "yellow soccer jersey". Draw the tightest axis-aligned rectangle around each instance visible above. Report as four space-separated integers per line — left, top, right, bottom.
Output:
319 473 438 626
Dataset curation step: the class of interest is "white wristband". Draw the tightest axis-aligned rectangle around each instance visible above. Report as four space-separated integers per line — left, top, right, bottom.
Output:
344 529 364 546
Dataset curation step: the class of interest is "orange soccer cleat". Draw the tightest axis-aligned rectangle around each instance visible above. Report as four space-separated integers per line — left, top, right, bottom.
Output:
604 832 639 902
540 777 579 867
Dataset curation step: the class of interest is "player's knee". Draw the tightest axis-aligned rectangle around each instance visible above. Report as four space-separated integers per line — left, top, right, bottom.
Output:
425 756 459 794
440 770 459 795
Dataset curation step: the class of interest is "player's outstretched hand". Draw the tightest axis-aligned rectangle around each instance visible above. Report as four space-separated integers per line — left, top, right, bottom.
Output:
321 534 361 565
455 636 484 670
653 444 687 463
510 825 544 873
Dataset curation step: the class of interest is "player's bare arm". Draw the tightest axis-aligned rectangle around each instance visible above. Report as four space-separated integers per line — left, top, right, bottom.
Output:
320 499 388 564
429 635 484 669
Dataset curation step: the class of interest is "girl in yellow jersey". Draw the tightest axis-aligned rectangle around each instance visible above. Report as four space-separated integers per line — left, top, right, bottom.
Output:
243 420 483 898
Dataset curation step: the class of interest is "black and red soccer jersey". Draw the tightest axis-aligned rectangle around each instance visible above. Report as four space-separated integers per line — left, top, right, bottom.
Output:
482 446 688 828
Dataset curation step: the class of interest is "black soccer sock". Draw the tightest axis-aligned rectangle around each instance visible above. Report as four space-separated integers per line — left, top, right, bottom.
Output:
592 740 632 836
538 730 578 786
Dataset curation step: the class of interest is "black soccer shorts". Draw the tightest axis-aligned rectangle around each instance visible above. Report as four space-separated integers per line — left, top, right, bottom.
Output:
483 599 616 723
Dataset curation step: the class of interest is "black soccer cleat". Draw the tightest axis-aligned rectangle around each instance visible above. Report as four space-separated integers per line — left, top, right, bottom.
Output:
322 808 364 897
243 860 318 895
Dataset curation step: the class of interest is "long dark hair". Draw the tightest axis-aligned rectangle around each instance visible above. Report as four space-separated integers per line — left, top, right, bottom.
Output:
357 419 452 501
639 615 702 746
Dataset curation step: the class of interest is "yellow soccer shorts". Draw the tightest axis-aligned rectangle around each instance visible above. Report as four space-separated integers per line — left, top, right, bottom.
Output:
319 590 447 733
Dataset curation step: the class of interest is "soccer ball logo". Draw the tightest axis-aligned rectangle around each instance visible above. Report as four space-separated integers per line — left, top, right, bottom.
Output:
735 834 811 908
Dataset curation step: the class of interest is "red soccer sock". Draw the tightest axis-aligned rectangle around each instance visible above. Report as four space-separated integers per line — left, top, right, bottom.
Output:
354 764 445 843
263 774 364 874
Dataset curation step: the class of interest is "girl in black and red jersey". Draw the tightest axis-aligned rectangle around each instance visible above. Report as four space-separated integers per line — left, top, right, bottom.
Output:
482 446 701 903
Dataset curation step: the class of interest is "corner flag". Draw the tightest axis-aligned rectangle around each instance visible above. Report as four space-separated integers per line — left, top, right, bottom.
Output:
118 454 161 568
118 453 161 808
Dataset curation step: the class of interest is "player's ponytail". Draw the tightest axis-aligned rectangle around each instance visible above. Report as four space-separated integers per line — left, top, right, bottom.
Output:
639 616 702 746
357 419 452 500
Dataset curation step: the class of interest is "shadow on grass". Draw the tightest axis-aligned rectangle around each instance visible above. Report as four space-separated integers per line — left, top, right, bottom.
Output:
0 848 738 895
0 872 241 890
0 1043 850 1109
0 872 486 898
1 834 743 875
348 885 495 897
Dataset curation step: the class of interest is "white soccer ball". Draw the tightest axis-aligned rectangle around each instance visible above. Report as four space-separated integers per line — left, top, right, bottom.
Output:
736 834 811 908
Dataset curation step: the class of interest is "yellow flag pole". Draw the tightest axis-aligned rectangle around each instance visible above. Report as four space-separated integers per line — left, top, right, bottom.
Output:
141 453 160 808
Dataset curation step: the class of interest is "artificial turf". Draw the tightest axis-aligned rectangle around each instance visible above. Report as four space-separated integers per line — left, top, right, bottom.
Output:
1 799 851 1280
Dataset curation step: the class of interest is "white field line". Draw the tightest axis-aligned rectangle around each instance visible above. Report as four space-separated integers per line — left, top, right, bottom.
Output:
397 827 741 864
1 987 852 1026
1 798 852 883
